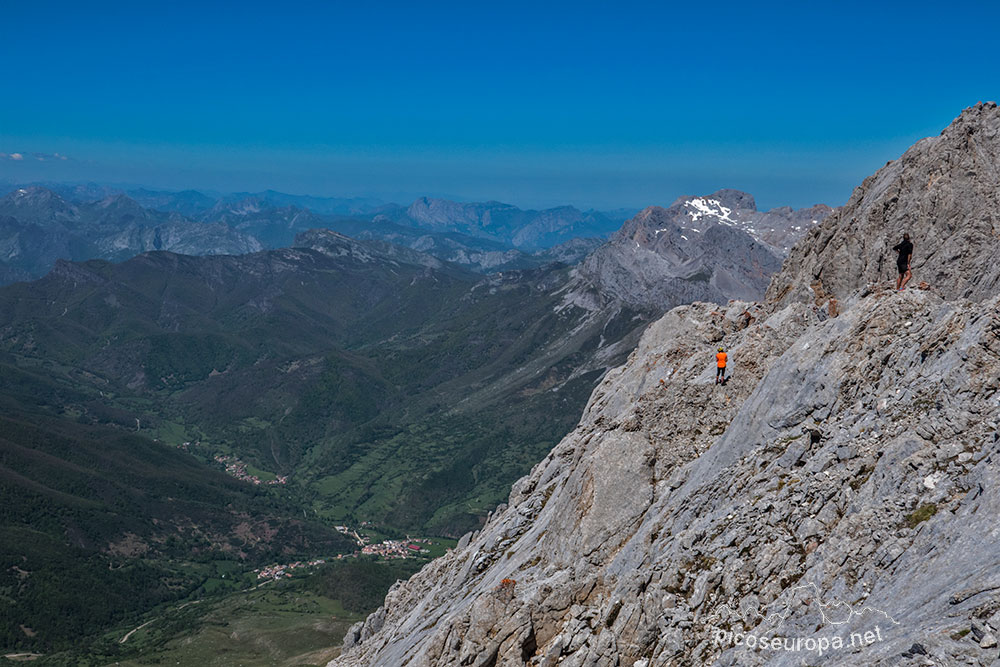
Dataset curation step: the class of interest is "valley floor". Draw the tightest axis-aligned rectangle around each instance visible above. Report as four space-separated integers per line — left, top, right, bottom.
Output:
109 585 362 667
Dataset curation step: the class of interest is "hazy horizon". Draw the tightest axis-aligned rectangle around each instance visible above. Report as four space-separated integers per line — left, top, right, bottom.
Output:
0 174 837 214
3 2 998 212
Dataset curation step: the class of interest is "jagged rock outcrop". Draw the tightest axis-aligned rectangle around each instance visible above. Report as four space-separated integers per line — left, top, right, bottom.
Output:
331 104 1000 667
769 102 1000 307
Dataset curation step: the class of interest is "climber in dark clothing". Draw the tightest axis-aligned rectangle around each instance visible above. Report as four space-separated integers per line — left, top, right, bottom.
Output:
893 233 913 291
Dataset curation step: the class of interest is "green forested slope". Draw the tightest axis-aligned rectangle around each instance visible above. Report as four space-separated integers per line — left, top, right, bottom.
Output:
0 407 354 654
0 240 646 537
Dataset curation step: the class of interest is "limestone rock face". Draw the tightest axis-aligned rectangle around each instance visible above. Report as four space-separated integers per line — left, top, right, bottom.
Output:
768 102 1000 307
331 104 1000 667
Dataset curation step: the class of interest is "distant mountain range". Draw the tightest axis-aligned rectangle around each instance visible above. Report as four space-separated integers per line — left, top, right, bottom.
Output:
0 185 641 283
41 183 386 217
372 197 630 249
0 183 830 286
0 186 262 283
166 192 634 252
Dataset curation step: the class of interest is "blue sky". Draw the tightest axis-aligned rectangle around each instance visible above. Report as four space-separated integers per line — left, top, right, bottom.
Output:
2 1 998 210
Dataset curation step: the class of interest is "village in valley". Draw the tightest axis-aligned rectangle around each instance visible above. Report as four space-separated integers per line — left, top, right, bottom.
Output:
254 559 328 581
334 524 433 559
212 453 289 486
253 524 438 581
172 442 446 580
173 441 290 486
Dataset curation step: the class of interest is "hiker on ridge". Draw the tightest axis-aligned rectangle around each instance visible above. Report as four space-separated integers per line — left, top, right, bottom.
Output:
715 347 727 385
893 233 913 291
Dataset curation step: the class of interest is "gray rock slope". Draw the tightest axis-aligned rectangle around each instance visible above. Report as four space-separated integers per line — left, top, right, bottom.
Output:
573 193 830 313
769 102 1000 306
331 104 1000 667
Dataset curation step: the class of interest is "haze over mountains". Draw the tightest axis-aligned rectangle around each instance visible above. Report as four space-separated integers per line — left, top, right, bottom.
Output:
0 186 631 282
0 182 831 286
333 103 1000 667
0 187 262 284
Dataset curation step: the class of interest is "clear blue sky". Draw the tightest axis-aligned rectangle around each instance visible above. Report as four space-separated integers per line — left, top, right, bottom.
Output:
2 0 998 210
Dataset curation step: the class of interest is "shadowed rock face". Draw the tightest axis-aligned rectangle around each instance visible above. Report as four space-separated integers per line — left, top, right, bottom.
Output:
331 104 1000 667
769 101 1000 307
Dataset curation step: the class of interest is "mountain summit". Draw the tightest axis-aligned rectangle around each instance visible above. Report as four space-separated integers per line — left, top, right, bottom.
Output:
663 188 831 253
331 104 1000 666
769 101 1000 306
572 192 830 312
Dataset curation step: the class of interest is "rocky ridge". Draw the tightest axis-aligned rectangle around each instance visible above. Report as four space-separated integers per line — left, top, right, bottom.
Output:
293 228 448 270
331 104 1000 667
769 102 1000 307
571 192 830 313
348 226 604 273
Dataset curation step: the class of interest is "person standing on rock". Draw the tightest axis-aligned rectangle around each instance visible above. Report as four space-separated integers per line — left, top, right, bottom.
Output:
893 233 914 290
715 347 727 384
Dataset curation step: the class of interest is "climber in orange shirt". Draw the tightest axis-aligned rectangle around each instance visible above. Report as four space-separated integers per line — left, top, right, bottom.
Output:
715 347 727 385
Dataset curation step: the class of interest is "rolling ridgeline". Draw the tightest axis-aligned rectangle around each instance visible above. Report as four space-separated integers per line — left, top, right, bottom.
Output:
0 187 633 283
0 176 828 656
333 103 1000 667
